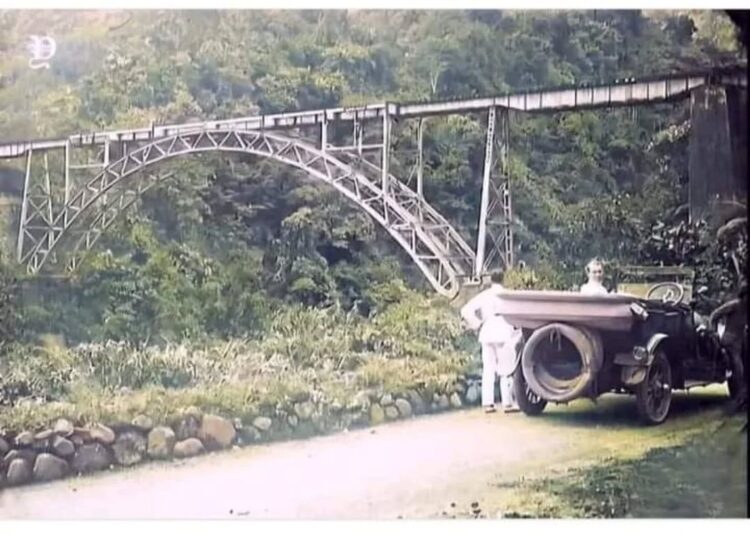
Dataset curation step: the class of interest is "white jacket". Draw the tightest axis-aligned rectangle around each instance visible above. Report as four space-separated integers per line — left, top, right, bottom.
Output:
580 281 608 295
460 284 519 344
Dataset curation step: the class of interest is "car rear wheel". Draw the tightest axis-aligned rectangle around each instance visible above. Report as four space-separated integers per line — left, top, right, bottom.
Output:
513 370 547 416
636 351 673 425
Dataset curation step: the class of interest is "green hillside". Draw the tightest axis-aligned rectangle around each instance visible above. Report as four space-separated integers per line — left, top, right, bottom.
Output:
0 9 744 346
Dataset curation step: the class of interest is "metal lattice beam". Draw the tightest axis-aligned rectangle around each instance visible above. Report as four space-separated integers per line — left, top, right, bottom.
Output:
475 107 513 277
20 129 475 299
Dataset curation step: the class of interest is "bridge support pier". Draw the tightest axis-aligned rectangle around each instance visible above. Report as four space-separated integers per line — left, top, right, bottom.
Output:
416 118 424 199
475 106 514 279
689 84 748 223
17 147 59 269
381 106 391 209
16 140 117 270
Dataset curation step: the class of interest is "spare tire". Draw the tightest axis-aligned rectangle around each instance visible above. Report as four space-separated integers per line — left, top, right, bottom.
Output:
521 323 603 403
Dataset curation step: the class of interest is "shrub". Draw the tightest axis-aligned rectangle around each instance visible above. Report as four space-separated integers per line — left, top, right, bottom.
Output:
0 343 78 405
0 290 476 431
0 250 17 345
503 265 568 290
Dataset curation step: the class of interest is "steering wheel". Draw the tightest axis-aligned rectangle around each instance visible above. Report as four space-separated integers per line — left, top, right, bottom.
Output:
646 282 685 305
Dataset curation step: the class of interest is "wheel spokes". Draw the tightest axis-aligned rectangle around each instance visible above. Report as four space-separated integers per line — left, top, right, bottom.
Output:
647 362 671 415
526 384 540 403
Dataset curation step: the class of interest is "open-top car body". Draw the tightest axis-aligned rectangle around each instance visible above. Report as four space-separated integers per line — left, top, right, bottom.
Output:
496 277 743 424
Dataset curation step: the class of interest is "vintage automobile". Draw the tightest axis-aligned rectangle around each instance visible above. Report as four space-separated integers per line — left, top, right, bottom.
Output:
496 271 744 425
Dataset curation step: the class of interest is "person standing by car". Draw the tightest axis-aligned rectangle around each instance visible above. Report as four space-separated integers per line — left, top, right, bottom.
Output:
580 258 609 295
460 271 522 413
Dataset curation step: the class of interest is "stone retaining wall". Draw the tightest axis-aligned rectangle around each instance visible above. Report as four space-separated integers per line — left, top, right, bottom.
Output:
1 378 481 489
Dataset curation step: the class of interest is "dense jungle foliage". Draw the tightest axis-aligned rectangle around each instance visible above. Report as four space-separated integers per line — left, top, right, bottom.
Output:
0 10 745 355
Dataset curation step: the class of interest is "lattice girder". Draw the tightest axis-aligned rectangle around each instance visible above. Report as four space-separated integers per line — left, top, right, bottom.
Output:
22 129 475 298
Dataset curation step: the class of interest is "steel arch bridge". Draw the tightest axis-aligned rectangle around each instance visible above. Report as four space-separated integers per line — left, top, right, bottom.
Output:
27 129 475 298
0 65 746 299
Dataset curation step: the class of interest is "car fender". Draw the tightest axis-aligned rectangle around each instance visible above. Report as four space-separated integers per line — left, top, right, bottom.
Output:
646 333 670 361
618 333 669 386
614 333 669 368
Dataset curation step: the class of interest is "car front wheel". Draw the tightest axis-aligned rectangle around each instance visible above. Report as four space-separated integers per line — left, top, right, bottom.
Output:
635 350 673 425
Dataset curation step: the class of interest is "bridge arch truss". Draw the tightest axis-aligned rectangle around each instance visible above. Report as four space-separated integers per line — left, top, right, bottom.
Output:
16 128 476 299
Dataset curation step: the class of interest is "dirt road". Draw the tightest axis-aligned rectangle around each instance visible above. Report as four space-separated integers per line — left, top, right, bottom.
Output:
0 387 736 519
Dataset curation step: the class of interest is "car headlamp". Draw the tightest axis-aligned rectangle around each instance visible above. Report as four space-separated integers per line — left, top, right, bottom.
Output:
633 346 648 362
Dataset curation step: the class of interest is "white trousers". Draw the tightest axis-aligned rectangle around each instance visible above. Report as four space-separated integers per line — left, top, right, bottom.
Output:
481 342 519 409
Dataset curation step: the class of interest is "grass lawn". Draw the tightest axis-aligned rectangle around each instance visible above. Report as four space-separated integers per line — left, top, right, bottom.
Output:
495 393 748 518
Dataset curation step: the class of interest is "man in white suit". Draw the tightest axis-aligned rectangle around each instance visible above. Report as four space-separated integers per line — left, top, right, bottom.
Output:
460 272 522 413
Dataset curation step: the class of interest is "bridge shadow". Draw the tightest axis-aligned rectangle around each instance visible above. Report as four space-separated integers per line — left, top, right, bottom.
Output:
531 386 731 428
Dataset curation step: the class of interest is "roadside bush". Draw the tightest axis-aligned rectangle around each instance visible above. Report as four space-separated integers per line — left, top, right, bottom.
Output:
362 290 469 359
258 305 362 369
357 353 468 394
0 343 78 405
503 264 569 290
73 342 201 390
0 250 17 346
0 292 475 431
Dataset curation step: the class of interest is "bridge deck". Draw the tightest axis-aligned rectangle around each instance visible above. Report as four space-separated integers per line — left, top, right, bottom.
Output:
0 66 745 160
